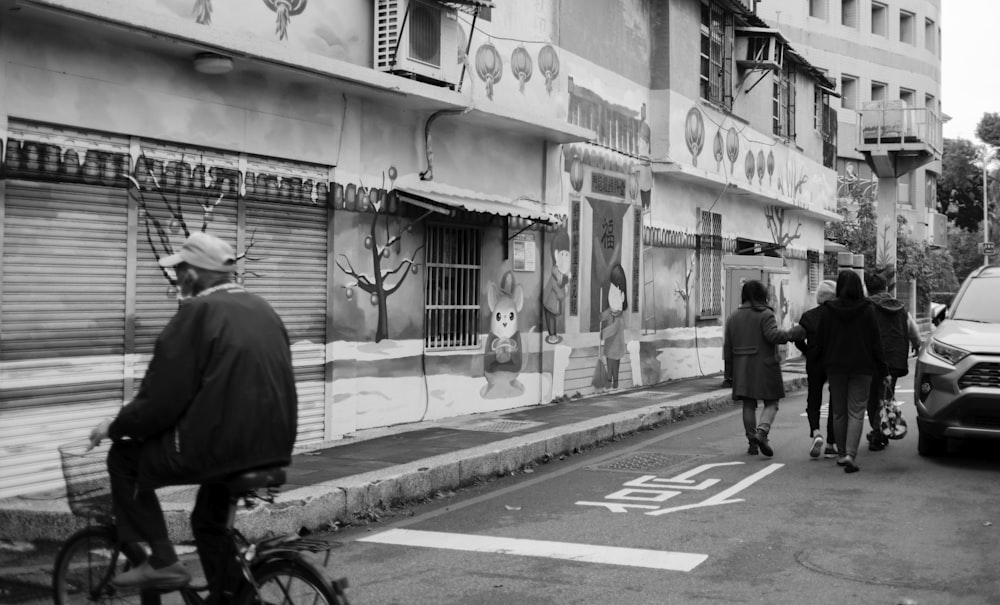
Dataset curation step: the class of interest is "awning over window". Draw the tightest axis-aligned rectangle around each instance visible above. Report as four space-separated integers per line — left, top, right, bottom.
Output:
393 176 558 225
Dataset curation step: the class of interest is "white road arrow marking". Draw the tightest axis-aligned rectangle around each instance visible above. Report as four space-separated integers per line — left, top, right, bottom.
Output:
645 463 784 516
358 528 708 572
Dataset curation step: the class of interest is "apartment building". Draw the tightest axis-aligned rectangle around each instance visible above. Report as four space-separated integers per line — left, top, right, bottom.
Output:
0 0 836 498
756 0 946 249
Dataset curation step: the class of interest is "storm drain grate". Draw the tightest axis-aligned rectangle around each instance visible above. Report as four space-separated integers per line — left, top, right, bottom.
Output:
462 419 546 433
620 391 667 400
593 451 698 473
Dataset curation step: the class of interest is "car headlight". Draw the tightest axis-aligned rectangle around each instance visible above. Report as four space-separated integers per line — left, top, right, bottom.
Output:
928 339 970 366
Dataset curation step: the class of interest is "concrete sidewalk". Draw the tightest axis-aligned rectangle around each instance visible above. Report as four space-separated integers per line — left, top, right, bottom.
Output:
0 364 808 546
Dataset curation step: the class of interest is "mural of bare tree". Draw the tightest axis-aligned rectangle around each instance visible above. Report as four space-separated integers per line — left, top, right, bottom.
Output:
764 206 803 256
125 153 257 287
674 254 695 327
336 177 424 343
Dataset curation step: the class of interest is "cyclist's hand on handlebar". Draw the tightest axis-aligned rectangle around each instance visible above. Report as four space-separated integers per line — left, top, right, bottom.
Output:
88 418 112 451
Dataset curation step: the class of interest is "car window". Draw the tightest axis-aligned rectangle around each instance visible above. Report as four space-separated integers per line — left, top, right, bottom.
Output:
951 277 1000 323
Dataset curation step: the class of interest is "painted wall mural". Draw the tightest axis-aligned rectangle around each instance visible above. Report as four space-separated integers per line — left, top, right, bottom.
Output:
476 42 504 100
588 198 629 331
598 263 629 390
482 271 524 398
543 228 571 344
191 0 307 39
334 168 423 343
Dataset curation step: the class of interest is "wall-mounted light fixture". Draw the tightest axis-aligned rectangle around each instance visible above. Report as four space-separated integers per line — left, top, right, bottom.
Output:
193 52 234 75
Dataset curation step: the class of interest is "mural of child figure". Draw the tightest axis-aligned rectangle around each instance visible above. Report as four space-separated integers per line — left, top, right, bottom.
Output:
600 264 628 390
543 228 571 345
481 271 525 399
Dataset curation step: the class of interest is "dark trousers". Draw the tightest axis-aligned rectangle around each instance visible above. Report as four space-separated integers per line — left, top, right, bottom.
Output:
606 357 621 388
805 363 835 439
108 442 237 601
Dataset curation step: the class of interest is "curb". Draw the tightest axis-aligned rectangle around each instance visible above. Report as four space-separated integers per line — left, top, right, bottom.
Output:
0 376 807 544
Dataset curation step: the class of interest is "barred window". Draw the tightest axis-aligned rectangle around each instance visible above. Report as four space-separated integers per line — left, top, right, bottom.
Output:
700 0 734 109
424 224 481 349
699 210 723 318
808 250 822 292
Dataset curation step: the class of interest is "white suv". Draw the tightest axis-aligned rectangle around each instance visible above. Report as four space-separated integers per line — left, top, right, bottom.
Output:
915 265 1000 455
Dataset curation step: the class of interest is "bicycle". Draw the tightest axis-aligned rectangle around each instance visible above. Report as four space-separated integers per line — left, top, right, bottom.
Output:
52 440 350 605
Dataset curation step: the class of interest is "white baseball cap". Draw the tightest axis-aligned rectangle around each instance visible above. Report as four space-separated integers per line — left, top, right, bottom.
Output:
159 231 236 272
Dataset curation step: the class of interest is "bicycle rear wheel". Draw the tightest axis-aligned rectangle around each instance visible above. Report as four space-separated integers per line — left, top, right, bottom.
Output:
239 558 346 605
53 524 141 605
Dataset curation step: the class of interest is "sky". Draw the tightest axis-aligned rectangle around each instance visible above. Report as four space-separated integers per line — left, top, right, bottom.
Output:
941 2 1000 142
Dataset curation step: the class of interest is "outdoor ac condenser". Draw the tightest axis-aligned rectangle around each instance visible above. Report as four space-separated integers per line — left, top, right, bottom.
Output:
374 0 461 89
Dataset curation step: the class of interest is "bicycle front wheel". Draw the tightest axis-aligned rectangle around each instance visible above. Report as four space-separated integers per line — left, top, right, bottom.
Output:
53 524 141 605
239 557 345 605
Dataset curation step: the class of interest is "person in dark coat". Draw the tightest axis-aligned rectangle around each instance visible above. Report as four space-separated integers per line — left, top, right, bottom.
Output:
88 232 298 594
723 280 805 457
794 279 838 458
864 271 922 451
814 270 887 473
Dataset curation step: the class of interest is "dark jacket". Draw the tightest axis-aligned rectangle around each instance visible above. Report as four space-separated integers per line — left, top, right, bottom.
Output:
815 299 887 377
109 287 298 489
723 303 805 401
868 291 921 376
794 305 824 368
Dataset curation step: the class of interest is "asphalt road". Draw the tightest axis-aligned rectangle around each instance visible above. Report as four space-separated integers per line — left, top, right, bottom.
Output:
321 373 1000 605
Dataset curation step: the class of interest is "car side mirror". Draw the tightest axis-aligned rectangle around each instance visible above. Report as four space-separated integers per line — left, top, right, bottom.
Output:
932 304 948 326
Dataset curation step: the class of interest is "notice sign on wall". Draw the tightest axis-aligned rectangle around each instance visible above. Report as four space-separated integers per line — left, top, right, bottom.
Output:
512 233 537 272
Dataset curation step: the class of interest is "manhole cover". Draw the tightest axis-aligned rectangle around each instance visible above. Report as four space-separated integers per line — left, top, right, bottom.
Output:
594 452 698 472
463 420 546 433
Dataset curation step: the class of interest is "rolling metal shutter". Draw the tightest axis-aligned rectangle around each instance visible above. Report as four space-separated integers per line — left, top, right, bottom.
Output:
0 181 129 498
132 145 241 378
243 158 329 445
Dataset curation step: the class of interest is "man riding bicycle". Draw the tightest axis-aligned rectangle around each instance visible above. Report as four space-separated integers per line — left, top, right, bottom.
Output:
88 231 298 599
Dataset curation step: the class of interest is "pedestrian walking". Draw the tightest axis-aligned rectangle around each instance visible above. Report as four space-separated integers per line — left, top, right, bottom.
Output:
794 279 838 459
814 270 887 473
723 279 805 457
864 271 922 451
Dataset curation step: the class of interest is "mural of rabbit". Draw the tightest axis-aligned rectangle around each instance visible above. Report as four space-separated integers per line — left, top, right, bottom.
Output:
481 271 525 399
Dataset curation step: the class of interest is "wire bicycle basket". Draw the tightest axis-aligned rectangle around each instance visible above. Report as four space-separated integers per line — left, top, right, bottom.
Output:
58 440 114 522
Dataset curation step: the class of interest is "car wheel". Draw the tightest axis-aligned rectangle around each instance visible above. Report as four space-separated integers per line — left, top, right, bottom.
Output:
917 429 947 456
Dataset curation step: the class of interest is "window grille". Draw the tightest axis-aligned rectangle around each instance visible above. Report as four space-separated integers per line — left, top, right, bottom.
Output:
424 224 481 349
808 250 822 292
773 63 796 139
700 1 734 109
698 210 723 318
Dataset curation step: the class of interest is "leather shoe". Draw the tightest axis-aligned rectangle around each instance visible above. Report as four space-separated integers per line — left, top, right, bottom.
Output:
111 561 191 591
753 429 774 457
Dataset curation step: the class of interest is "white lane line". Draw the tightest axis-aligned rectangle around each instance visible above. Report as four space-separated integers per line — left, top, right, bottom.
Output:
358 528 708 572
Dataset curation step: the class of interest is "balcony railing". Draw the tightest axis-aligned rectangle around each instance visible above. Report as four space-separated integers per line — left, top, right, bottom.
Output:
856 102 943 156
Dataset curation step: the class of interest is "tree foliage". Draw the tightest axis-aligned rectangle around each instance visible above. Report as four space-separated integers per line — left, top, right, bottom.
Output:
975 112 1000 147
825 194 958 309
937 137 990 232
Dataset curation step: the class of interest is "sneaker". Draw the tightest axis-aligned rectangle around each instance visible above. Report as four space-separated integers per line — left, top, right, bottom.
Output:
823 444 839 459
111 561 191 591
843 457 860 474
753 429 774 457
809 434 825 459
747 441 759 455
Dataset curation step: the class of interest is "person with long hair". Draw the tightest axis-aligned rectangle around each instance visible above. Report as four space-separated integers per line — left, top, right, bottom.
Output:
723 279 805 457
600 264 629 390
815 270 887 473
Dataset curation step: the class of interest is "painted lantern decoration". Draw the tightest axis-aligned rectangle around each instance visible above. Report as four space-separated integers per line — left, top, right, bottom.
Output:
744 150 755 183
767 150 775 185
685 107 705 167
569 153 584 192
537 44 560 94
192 0 212 24
263 0 307 40
757 150 765 184
476 43 503 100
726 127 740 176
713 129 724 172
510 46 533 93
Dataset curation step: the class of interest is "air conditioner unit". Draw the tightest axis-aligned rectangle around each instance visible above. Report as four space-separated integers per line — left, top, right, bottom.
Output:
374 0 461 89
735 27 784 71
